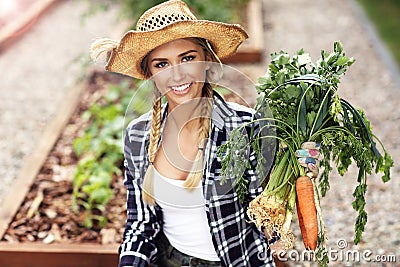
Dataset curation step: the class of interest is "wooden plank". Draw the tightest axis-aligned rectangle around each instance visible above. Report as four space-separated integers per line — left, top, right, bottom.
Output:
222 50 262 64
0 0 61 51
0 243 119 267
0 242 287 267
0 80 87 239
223 0 264 63
246 0 264 51
0 242 118 253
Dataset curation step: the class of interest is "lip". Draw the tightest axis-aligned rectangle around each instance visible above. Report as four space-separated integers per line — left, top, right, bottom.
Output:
168 82 192 95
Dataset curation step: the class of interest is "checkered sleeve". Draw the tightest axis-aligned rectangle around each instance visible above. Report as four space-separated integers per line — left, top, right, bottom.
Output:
118 117 160 267
245 118 264 201
207 98 275 266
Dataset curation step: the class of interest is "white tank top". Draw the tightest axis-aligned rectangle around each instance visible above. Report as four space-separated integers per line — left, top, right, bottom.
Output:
153 168 220 261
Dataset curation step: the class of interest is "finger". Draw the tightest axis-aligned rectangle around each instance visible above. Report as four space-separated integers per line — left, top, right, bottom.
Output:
306 161 319 178
297 157 316 167
295 149 320 158
307 167 319 178
306 169 319 178
301 141 320 150
307 162 319 173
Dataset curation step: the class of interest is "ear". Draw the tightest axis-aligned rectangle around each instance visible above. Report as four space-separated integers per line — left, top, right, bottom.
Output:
205 54 212 70
205 52 212 62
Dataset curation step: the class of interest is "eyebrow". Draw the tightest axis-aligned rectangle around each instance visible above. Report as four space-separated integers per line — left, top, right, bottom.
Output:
151 49 198 62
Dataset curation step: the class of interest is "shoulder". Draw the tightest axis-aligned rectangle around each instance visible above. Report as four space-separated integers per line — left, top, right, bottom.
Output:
212 92 256 128
225 101 255 122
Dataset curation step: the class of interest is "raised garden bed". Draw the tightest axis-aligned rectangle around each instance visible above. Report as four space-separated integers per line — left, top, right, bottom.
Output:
0 70 129 267
223 0 265 63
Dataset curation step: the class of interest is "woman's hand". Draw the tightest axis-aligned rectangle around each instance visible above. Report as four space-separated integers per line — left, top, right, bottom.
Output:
295 141 321 178
263 228 273 240
264 228 285 257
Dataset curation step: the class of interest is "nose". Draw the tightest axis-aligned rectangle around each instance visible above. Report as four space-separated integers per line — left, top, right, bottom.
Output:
171 63 184 82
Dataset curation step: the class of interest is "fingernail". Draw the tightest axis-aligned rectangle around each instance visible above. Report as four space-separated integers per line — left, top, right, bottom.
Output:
307 163 316 170
295 150 309 157
308 149 319 157
305 157 316 164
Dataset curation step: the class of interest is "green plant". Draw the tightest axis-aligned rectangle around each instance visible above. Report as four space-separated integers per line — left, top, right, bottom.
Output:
83 0 249 25
72 79 152 228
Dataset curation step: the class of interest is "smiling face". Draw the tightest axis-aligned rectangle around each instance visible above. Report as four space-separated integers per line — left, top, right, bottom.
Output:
147 38 210 110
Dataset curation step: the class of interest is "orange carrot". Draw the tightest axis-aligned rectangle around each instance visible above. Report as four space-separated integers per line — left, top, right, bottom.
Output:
296 176 318 250
296 197 308 246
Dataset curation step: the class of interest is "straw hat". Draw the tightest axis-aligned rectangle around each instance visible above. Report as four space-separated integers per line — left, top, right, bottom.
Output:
90 0 248 79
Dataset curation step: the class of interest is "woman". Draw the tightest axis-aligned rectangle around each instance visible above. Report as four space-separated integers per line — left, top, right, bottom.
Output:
91 1 318 266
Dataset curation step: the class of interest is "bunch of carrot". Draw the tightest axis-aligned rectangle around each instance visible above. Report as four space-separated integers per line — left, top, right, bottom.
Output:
220 41 393 266
252 42 392 261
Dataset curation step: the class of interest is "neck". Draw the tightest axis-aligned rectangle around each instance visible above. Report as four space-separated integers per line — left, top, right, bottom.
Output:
167 98 203 132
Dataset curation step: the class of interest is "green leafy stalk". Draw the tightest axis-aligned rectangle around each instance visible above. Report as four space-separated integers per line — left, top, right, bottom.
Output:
72 80 152 228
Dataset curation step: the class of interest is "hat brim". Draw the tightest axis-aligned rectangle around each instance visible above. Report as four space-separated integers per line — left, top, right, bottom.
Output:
105 20 248 79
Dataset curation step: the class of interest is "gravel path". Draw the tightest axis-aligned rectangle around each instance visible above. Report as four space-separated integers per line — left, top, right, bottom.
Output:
0 1 122 205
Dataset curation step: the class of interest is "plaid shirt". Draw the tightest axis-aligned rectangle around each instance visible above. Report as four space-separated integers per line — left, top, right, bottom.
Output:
119 93 275 267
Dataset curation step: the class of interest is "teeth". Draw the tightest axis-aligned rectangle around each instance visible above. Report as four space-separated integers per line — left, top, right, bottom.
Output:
171 83 190 91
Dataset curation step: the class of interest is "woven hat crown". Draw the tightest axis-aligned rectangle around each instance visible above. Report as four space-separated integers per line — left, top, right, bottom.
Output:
136 0 197 32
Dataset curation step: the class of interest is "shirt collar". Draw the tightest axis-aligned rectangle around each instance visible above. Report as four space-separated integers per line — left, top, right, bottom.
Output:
211 92 234 130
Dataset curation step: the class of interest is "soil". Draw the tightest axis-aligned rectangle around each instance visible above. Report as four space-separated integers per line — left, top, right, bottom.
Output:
1 71 129 246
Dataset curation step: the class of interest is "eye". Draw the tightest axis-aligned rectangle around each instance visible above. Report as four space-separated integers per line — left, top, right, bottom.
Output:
182 55 195 62
154 61 168 68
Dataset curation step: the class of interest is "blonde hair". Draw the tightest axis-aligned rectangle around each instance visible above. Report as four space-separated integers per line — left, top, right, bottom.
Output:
141 38 217 205
89 38 119 63
142 89 162 205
